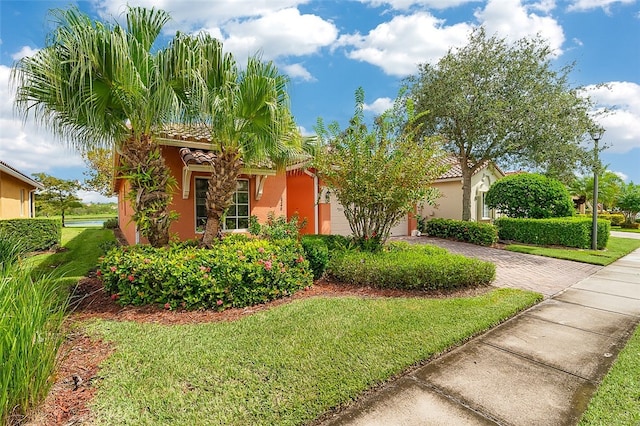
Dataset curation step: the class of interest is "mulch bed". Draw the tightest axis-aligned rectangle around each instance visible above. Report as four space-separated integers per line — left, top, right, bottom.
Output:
30 274 491 425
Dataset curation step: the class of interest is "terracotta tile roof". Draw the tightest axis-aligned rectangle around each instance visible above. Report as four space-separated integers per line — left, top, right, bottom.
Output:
179 147 217 166
436 157 503 180
156 124 211 143
0 160 43 189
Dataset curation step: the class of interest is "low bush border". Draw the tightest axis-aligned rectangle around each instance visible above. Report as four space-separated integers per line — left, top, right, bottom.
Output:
419 218 498 246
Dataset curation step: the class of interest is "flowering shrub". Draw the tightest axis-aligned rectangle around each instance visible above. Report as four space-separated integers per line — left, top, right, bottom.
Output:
421 218 498 246
327 243 495 290
248 212 306 240
98 237 312 310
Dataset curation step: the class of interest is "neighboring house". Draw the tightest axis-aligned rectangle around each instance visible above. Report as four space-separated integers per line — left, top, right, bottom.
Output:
419 158 505 223
0 160 42 219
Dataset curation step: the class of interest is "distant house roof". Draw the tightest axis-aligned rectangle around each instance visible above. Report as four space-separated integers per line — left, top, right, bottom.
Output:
436 157 504 181
0 160 43 189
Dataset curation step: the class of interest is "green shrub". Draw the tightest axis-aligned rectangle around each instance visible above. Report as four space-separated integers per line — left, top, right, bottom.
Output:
621 222 640 229
0 218 61 251
0 264 67 424
98 238 313 310
327 244 495 290
495 217 610 249
582 212 626 226
248 212 306 240
103 217 118 229
422 218 498 246
300 236 329 279
486 173 574 218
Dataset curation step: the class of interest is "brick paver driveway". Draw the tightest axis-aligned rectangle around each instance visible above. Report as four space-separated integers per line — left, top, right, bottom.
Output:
392 236 603 297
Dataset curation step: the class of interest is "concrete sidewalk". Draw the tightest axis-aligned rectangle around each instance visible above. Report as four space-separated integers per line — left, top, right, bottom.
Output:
322 248 640 426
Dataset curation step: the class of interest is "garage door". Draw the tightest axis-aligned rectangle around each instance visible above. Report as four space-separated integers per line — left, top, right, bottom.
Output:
330 201 408 237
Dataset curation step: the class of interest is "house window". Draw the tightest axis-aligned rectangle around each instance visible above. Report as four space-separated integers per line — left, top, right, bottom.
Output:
195 178 250 233
481 192 490 219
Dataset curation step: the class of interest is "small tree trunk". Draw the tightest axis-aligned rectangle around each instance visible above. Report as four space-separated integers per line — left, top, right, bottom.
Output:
201 148 243 248
461 159 473 221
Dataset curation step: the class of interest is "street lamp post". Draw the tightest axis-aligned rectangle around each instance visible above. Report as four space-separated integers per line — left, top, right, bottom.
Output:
590 129 604 250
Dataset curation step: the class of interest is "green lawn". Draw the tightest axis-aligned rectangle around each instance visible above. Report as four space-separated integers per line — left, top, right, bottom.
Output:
86 289 541 425
27 227 116 286
580 324 640 425
505 236 640 265
611 226 640 234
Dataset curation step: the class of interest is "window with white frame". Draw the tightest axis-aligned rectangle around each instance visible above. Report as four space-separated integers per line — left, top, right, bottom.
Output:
195 178 250 233
481 192 490 219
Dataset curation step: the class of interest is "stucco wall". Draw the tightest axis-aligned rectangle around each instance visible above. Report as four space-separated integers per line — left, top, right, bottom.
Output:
421 180 463 220
0 171 35 219
286 172 316 235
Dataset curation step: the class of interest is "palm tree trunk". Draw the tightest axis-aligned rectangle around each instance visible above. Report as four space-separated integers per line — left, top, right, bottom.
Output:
201 149 243 247
119 134 176 247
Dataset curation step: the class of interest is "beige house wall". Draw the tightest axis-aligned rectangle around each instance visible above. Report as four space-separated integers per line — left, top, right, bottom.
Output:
0 171 36 219
419 164 503 222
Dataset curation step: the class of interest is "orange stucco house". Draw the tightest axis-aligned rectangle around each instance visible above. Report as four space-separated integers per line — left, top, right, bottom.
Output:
0 160 42 219
115 127 342 245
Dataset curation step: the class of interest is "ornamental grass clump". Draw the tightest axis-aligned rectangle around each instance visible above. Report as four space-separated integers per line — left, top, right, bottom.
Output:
98 236 313 310
327 242 495 290
0 250 68 424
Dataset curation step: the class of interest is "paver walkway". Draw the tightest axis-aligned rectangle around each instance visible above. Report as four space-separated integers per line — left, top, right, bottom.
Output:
393 236 602 297
322 239 640 426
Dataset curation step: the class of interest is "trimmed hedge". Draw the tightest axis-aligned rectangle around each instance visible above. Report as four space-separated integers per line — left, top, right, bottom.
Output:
98 237 313 310
421 218 498 246
577 213 625 226
0 218 61 251
495 217 610 250
327 243 495 290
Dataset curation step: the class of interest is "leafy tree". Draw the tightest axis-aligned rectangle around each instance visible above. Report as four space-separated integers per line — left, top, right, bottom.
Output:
12 7 188 247
32 173 83 226
407 27 596 221
179 34 308 247
617 183 640 226
313 88 448 249
569 171 624 213
485 173 574 218
82 148 114 197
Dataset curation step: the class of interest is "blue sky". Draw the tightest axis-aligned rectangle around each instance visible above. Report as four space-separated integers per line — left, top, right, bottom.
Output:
1 0 639 203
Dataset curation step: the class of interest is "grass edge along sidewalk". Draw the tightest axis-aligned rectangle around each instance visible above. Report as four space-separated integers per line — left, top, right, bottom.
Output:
506 236 640 265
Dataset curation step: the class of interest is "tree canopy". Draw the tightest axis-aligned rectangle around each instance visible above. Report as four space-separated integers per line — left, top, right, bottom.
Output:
406 27 597 220
313 88 447 249
617 183 640 226
32 173 83 226
82 148 114 197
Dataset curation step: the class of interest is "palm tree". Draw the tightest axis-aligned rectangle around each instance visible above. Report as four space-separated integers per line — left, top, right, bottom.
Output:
12 6 183 247
184 34 308 247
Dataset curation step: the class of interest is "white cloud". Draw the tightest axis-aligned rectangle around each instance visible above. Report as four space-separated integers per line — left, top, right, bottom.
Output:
581 81 640 154
612 170 628 181
358 0 478 10
77 189 117 204
0 65 85 177
474 0 565 55
220 8 338 61
338 12 472 76
282 63 315 81
363 97 394 114
11 46 39 61
567 0 635 12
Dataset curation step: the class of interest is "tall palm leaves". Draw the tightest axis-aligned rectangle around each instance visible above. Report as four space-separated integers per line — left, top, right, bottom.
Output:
185 34 305 246
12 6 180 247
